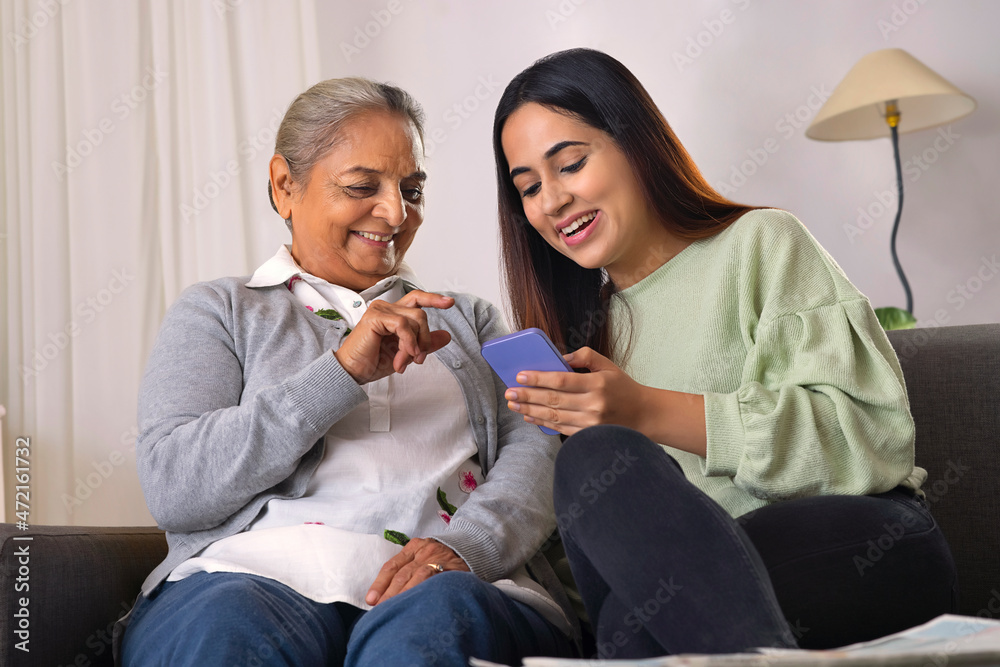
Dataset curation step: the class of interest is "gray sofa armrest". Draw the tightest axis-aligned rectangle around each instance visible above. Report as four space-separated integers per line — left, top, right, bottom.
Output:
887 323 1000 617
0 524 166 667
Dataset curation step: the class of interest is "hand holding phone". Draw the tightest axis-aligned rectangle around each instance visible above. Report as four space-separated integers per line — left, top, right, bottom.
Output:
481 328 572 435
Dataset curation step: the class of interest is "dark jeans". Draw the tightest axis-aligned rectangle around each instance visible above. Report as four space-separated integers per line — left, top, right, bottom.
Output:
553 425 958 659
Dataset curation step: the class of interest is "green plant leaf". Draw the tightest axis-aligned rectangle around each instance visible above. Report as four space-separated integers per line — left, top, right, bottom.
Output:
874 307 917 331
314 308 345 321
436 487 457 515
383 529 410 546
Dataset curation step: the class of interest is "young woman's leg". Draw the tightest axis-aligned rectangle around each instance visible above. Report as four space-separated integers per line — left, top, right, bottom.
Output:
121 572 358 666
553 425 796 658
739 488 958 648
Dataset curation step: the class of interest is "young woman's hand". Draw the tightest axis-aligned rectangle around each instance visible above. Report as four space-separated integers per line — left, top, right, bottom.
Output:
504 346 708 456
334 291 454 384
504 346 647 435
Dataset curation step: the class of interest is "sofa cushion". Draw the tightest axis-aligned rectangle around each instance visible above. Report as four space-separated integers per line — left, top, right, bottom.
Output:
888 323 1000 618
0 524 167 667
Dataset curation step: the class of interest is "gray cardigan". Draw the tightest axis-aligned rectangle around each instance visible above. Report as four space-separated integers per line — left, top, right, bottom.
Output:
133 276 577 637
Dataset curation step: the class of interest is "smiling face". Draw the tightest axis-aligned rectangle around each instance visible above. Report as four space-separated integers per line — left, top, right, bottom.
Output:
271 109 426 291
501 102 685 289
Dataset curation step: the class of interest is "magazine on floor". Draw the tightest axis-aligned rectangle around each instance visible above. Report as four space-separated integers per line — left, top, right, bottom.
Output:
470 614 1000 666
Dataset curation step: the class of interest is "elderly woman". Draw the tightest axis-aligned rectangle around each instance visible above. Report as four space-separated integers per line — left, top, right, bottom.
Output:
117 78 576 666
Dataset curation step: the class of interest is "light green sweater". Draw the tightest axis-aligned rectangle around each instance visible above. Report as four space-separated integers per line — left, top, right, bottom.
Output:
612 209 922 519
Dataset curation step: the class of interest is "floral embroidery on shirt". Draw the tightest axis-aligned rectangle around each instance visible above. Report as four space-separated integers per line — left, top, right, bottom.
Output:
384 529 410 546
458 471 478 494
437 487 457 516
314 309 352 335
286 275 353 334
315 308 345 322
384 482 473 536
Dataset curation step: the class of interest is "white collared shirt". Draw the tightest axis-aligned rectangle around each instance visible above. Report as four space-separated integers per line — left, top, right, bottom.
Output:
244 244 422 329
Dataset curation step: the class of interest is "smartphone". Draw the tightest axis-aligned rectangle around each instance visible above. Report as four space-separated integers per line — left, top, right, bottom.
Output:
481 327 573 435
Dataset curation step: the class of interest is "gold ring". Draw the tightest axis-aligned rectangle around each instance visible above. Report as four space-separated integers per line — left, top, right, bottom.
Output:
426 563 444 574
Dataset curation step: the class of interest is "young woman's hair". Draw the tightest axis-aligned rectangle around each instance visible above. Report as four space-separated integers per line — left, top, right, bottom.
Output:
493 48 759 358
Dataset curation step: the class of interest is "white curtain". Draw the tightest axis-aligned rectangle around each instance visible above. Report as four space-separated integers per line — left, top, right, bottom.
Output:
1 0 319 526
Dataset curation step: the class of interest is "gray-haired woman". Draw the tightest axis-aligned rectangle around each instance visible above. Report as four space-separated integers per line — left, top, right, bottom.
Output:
118 78 577 666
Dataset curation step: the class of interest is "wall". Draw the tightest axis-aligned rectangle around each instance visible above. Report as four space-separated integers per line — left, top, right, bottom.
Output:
316 0 1000 327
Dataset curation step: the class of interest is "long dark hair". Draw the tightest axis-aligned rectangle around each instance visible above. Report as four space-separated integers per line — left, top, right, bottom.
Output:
493 48 759 358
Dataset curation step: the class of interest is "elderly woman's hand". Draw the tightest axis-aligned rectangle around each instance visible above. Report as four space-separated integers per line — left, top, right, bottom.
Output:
365 537 470 606
334 290 455 384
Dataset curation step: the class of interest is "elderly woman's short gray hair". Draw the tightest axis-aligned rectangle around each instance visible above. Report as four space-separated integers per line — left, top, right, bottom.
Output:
268 77 426 228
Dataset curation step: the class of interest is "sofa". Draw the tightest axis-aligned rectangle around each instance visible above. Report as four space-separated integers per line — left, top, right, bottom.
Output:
2 323 998 666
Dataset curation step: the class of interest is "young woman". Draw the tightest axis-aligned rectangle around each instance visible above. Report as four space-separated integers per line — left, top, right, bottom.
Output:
493 48 957 659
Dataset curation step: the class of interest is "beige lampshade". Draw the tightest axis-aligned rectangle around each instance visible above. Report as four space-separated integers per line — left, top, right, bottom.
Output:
806 48 976 141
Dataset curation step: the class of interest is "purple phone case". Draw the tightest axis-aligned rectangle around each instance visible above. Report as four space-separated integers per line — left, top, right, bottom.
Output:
481 328 573 436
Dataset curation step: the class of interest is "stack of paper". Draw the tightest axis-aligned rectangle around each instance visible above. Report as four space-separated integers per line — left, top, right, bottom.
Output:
471 615 1000 667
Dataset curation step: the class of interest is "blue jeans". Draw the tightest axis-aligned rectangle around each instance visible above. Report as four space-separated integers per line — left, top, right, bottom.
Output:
553 425 958 659
120 570 573 666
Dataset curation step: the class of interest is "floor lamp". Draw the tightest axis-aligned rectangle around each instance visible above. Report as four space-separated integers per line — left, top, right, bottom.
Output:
806 48 976 328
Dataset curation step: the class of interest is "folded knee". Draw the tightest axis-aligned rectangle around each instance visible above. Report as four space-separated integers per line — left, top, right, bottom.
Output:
411 570 487 602
554 426 667 508
557 426 641 472
351 572 495 647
